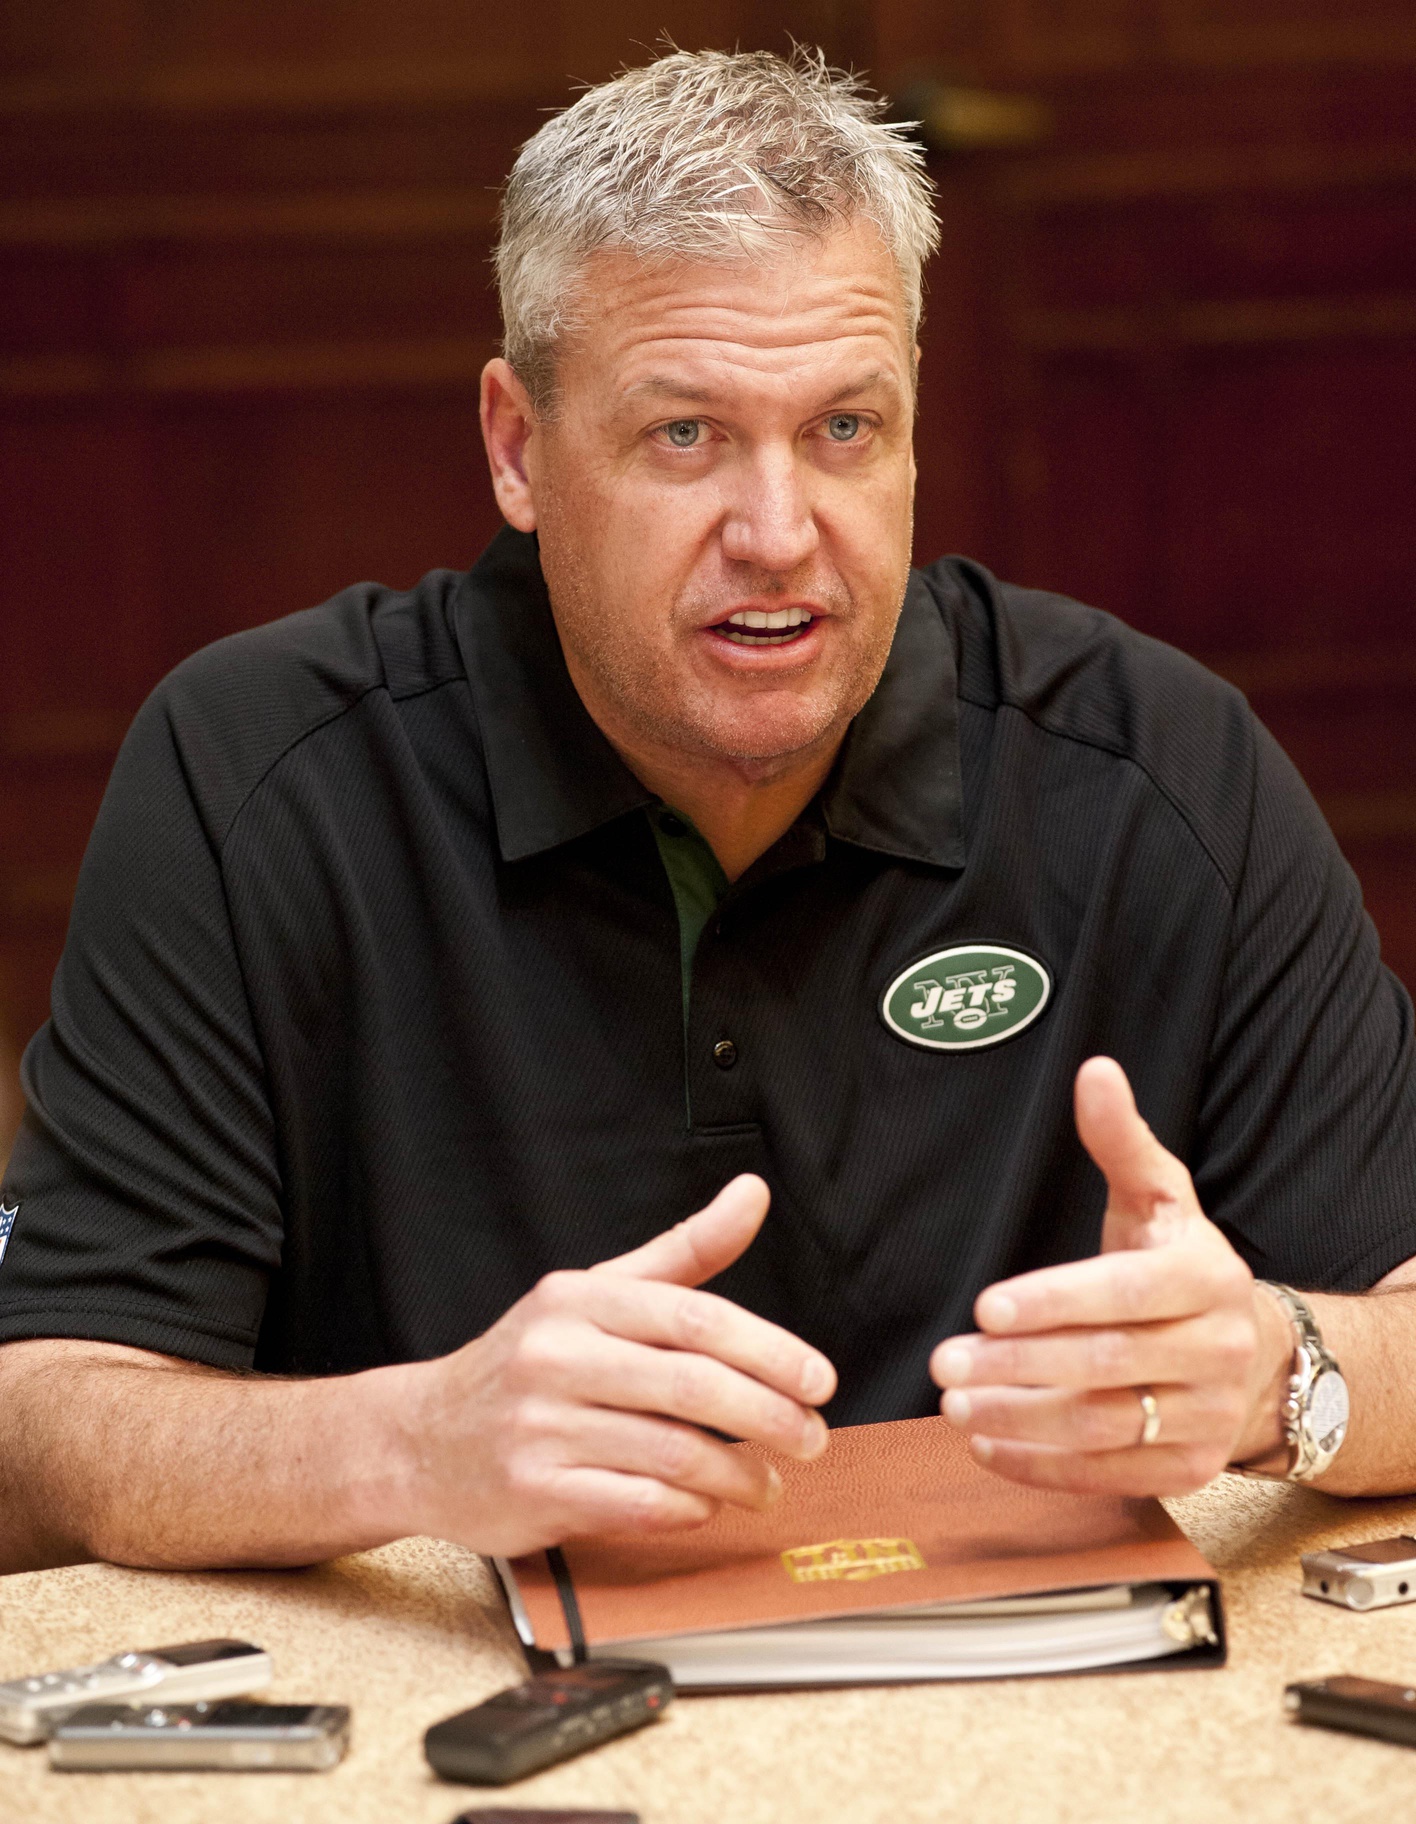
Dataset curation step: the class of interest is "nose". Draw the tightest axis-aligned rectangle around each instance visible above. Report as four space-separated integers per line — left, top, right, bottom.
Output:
720 446 820 575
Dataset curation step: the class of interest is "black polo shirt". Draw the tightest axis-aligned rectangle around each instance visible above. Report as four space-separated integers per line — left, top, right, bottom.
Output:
3 528 1415 1423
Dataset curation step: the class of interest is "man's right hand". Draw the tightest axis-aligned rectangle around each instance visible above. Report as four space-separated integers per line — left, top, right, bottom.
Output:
0 1175 834 1573
396 1174 836 1556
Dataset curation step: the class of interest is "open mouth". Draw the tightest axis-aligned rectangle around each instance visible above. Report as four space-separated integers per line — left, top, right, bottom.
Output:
711 606 816 647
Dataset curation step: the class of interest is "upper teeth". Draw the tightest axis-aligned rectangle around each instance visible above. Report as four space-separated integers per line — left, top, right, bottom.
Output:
725 607 812 629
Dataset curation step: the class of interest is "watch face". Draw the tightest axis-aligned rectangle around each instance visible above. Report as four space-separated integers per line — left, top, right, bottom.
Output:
1309 1369 1350 1456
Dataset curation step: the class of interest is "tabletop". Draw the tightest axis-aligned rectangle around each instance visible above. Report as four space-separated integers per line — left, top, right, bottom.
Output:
6 1475 1416 1824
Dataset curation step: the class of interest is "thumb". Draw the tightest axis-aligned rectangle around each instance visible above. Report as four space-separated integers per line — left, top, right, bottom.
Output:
591 1174 770 1287
1074 1057 1192 1251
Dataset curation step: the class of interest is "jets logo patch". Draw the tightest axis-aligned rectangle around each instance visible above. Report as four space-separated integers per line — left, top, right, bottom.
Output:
881 944 1052 1052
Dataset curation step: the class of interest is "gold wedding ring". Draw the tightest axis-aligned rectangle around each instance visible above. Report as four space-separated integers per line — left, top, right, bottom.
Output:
1137 1388 1161 1447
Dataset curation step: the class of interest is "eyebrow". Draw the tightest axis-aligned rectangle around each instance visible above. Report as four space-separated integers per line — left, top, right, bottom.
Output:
620 369 901 412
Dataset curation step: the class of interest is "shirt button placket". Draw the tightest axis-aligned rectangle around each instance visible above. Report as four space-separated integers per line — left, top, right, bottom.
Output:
689 922 752 1128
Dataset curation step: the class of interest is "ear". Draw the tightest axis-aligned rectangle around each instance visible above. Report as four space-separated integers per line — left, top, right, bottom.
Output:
480 358 540 532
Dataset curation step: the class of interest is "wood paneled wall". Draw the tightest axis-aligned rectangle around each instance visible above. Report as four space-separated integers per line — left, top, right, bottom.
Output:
880 2 1416 997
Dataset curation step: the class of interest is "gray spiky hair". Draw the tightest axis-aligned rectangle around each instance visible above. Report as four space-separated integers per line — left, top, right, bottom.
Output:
495 45 940 411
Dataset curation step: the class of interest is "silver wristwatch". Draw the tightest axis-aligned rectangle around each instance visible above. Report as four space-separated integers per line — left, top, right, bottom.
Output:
1242 1282 1350 1482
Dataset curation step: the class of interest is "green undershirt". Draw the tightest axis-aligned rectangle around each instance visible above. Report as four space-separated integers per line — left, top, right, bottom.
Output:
648 804 729 1026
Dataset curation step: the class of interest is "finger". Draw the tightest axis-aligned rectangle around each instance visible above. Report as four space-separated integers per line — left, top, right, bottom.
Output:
532 1465 720 1539
940 1382 1238 1453
594 1175 770 1287
543 1327 829 1461
572 1273 836 1406
554 1405 784 1512
972 1247 1236 1337
931 1311 1245 1392
1073 1058 1193 1249
960 1437 1226 1500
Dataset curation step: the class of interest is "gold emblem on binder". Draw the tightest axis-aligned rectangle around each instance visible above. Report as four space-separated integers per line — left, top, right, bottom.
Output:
781 1537 926 1583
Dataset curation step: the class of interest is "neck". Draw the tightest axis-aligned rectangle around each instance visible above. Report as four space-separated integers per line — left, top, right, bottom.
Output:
654 748 843 881
592 717 844 881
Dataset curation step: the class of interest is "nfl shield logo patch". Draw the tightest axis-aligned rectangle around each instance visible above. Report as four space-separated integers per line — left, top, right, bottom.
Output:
0 1202 16 1270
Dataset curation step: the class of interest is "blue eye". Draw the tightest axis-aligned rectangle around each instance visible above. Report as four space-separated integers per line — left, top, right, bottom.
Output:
826 414 862 441
663 420 702 447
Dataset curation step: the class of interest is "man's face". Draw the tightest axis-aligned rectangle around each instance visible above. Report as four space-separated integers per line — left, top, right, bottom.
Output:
489 217 917 775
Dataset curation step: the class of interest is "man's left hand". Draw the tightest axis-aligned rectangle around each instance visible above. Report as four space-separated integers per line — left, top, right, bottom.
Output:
931 1056 1289 1495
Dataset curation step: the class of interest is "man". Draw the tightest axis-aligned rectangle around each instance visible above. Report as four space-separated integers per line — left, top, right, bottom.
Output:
2 48 1416 1577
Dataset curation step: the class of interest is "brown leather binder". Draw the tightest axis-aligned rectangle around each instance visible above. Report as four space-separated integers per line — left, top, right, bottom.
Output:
496 1417 1224 1688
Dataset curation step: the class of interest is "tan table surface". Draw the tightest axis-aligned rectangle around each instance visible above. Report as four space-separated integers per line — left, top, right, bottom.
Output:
6 1478 1416 1823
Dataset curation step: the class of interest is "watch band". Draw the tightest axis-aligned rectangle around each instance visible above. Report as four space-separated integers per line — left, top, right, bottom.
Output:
1266 1281 1325 1358
1241 1281 1347 1483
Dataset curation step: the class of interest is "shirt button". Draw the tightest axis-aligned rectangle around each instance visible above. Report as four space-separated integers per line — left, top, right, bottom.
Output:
659 811 687 837
712 1039 738 1070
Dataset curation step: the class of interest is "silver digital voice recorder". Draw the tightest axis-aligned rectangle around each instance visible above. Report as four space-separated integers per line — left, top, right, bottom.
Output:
1302 1537 1416 1610
0 1639 271 1745
48 1700 351 1772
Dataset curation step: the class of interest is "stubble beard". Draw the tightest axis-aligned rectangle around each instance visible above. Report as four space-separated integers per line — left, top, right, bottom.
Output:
544 548 902 771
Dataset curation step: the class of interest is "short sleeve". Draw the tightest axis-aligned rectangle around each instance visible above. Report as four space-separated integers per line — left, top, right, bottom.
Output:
1194 720 1416 1289
0 688 282 1366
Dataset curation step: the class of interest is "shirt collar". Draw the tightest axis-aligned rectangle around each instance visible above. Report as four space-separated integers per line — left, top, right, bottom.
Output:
453 528 654 863
820 567 964 869
453 526 963 872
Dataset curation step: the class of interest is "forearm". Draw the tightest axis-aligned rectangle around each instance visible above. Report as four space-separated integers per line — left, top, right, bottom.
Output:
0 1340 423 1574
1304 1286 1416 1495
